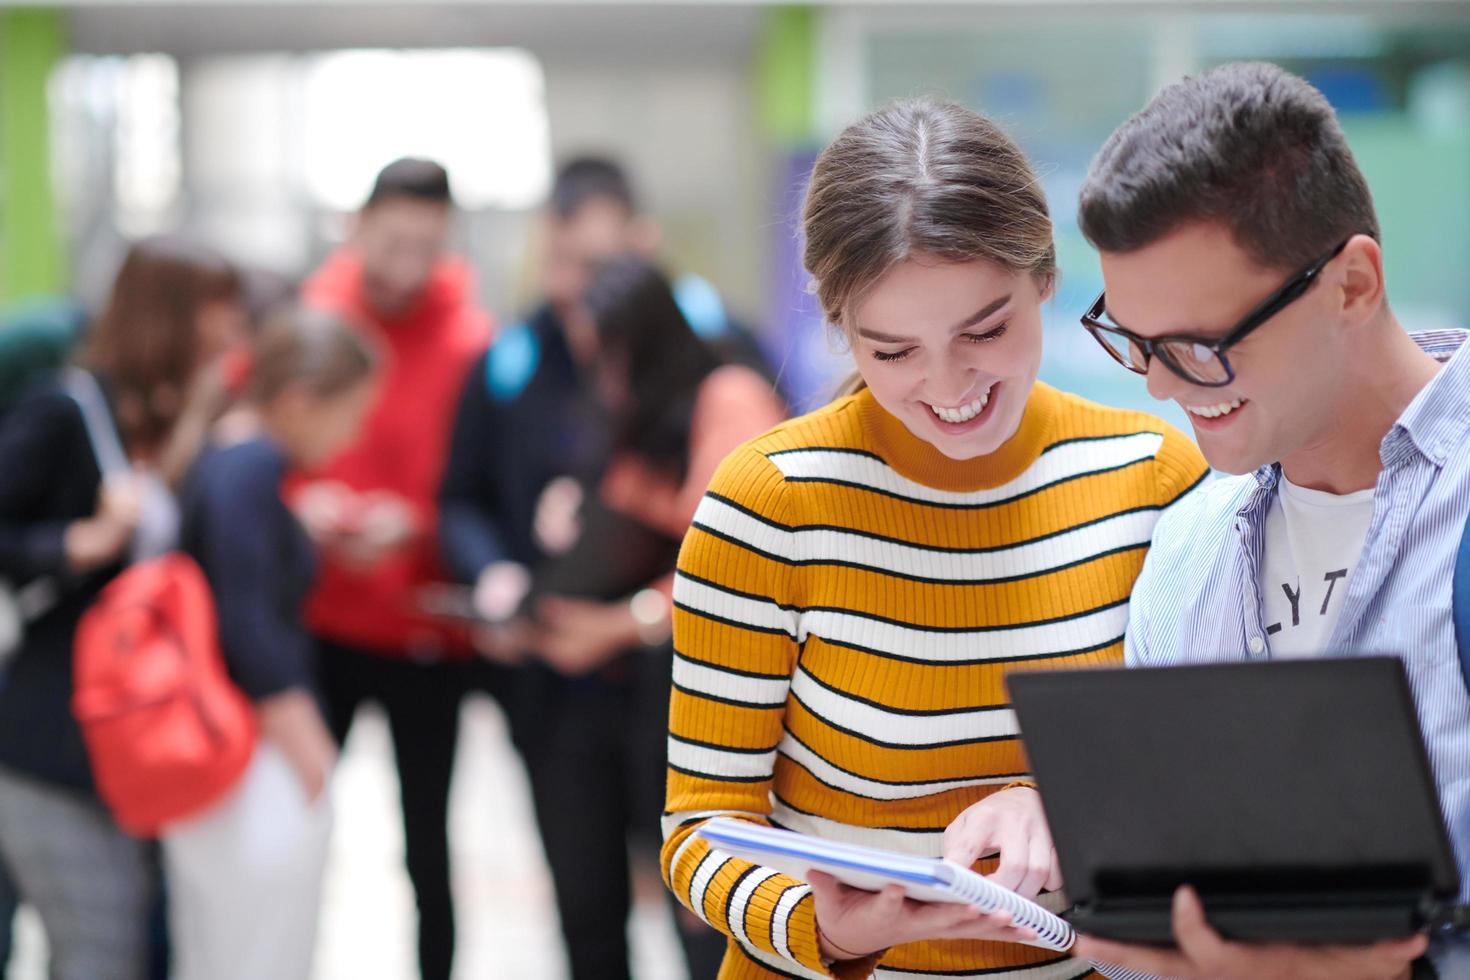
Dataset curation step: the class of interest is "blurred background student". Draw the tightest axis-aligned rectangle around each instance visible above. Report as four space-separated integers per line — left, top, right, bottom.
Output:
287 157 492 980
165 307 379 980
0 236 246 980
440 239 784 976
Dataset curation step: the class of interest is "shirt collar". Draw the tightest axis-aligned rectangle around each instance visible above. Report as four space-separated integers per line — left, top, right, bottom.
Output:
1246 328 1470 498
1382 329 1470 468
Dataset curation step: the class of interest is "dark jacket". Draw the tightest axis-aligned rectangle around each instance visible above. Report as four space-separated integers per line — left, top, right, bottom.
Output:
0 383 121 792
439 305 606 580
180 438 317 702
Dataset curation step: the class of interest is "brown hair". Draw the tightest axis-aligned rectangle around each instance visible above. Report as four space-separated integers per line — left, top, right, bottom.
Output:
803 99 1056 339
1078 62 1379 271
81 235 242 449
250 307 379 404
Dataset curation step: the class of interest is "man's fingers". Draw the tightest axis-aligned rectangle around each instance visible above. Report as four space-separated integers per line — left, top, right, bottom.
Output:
1170 884 1231 968
1343 933 1430 972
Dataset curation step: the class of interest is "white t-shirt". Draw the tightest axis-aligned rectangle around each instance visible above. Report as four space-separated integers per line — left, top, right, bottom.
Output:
1259 473 1376 658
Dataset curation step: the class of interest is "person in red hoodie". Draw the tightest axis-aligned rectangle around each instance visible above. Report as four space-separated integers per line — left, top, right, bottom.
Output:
288 158 491 980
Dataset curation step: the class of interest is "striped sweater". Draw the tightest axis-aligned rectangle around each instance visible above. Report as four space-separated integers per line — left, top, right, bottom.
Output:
661 382 1209 980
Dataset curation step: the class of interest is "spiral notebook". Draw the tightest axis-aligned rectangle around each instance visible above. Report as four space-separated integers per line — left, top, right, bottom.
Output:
695 818 1075 952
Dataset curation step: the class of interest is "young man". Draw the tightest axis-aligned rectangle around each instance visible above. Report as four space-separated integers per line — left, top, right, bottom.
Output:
1072 62 1469 979
438 156 730 980
292 157 492 980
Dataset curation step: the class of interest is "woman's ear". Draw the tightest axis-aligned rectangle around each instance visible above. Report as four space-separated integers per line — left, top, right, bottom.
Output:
1036 272 1057 304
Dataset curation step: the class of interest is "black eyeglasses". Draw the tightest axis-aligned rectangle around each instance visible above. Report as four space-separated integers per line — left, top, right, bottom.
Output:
1081 238 1350 387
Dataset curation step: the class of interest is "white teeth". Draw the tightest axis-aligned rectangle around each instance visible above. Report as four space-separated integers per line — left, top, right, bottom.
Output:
929 390 991 424
1186 398 1245 419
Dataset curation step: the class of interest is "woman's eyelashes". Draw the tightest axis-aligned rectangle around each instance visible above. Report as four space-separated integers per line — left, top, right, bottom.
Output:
965 323 1008 344
869 323 1008 363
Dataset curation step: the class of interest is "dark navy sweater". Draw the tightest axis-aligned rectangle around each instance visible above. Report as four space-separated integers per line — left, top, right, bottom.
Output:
180 438 317 702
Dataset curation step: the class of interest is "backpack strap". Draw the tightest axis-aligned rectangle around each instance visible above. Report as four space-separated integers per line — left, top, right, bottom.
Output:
61 367 130 478
1455 505 1470 697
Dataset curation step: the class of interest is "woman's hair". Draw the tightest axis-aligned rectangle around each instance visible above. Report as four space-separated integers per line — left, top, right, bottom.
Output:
80 235 242 448
249 306 379 404
802 98 1056 368
582 256 722 478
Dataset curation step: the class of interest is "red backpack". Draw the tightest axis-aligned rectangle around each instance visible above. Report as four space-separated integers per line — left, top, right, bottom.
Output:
73 553 256 836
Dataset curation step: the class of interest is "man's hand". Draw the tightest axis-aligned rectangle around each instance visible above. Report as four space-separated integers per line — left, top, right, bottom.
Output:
1074 886 1427 980
294 485 419 570
338 491 418 567
292 481 355 547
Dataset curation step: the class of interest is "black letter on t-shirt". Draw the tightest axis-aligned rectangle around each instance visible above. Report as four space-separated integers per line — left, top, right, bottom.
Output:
1281 580 1302 627
1321 569 1348 615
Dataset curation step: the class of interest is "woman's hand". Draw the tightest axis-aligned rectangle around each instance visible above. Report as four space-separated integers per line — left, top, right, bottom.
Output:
533 595 640 675
257 689 338 803
809 873 1038 963
533 476 584 556
942 786 1062 899
65 473 142 572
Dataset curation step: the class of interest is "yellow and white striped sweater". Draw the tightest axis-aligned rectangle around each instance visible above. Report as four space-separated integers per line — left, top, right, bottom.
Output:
661 382 1209 980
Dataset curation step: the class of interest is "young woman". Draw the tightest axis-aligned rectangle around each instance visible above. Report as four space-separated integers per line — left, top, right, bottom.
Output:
166 306 379 980
0 236 246 980
660 99 1210 980
474 256 787 980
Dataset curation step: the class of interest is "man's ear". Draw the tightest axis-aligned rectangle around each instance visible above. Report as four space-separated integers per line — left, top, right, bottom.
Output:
1337 233 1385 325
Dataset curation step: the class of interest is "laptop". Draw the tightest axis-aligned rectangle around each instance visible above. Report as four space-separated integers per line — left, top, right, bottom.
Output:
1007 657 1461 945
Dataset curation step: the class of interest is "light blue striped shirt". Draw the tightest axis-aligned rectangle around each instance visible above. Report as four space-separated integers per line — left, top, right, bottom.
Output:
1124 329 1470 975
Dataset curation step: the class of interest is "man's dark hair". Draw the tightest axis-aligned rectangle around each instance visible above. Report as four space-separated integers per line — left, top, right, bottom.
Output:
550 156 636 219
364 157 453 209
1078 62 1380 272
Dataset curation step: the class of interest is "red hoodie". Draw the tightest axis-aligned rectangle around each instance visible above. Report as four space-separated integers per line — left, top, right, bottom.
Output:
289 248 492 658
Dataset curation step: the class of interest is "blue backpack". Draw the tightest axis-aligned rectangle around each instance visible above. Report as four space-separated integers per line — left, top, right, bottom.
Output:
1456 510 1470 693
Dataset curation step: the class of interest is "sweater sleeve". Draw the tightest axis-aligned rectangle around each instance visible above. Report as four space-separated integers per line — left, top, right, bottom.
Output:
0 390 88 580
437 351 512 582
660 445 842 978
192 452 315 700
1153 422 1211 514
